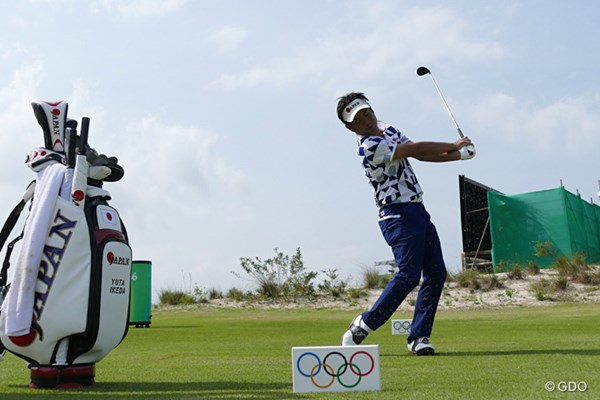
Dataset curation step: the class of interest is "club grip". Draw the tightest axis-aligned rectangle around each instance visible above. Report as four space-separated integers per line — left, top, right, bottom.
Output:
67 128 77 168
80 117 90 156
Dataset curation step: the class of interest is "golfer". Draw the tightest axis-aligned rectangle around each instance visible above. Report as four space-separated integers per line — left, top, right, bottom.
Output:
337 92 475 355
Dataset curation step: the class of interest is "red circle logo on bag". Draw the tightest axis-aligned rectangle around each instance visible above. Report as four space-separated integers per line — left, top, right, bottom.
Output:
107 252 114 265
73 190 85 202
9 328 37 347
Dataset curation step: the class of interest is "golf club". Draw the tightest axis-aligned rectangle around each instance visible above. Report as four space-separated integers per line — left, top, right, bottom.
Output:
417 66 464 138
417 66 475 160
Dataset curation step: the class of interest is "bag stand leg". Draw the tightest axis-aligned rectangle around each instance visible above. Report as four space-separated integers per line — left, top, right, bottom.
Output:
29 364 96 389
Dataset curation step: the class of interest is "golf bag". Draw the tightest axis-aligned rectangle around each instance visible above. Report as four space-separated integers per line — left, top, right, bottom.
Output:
0 101 131 387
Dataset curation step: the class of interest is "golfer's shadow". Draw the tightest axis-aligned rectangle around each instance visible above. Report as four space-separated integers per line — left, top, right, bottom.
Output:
84 381 310 399
3 382 311 400
382 348 600 357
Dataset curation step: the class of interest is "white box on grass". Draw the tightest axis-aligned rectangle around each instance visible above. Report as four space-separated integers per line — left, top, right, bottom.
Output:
291 345 381 393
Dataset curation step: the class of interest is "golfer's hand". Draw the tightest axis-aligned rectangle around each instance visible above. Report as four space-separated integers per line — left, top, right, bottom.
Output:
454 137 472 149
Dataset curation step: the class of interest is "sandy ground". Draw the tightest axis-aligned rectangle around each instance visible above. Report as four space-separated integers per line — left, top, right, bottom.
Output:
196 266 600 311
428 266 600 310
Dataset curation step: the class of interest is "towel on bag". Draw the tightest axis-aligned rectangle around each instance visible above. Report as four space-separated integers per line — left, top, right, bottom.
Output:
2 162 67 336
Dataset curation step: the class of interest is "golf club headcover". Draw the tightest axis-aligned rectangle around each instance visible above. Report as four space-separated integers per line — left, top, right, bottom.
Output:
31 101 69 153
459 144 476 160
25 148 66 172
86 148 125 182
89 165 112 181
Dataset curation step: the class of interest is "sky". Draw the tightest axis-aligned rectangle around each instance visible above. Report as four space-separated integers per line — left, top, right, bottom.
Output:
1 0 599 302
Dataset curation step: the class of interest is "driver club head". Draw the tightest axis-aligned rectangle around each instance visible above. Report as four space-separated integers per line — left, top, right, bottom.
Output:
416 66 431 76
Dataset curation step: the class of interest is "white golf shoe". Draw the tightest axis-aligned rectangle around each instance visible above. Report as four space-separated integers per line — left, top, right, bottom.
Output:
407 337 435 355
342 315 372 346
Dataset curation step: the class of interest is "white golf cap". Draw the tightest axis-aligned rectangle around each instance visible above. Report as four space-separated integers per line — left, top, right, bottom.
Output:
341 98 371 123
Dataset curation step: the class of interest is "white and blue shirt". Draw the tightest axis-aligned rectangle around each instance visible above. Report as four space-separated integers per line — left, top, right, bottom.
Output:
357 122 423 208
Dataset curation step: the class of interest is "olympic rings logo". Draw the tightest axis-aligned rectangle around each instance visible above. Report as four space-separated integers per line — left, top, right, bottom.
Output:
296 351 375 389
393 320 411 333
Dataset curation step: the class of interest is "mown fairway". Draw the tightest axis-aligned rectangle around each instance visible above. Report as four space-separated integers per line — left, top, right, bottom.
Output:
1 303 599 399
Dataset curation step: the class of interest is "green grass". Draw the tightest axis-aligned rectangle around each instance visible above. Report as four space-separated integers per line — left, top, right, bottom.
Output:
1 304 600 399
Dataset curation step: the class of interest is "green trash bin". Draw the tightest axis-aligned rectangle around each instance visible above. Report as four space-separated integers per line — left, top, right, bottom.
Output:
129 260 152 328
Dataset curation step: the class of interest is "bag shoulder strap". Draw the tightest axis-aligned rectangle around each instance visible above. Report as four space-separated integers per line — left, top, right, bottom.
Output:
0 181 35 286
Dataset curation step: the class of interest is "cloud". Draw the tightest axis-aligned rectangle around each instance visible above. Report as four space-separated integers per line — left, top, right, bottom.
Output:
94 0 188 18
0 63 44 118
0 62 46 182
110 116 247 217
99 116 250 295
471 92 600 154
209 5 507 90
208 25 248 54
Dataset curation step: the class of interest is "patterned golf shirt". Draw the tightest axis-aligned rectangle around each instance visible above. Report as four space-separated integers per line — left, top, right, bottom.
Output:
357 122 423 208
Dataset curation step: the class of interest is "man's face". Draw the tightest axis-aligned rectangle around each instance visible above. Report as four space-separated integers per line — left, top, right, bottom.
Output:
347 107 379 135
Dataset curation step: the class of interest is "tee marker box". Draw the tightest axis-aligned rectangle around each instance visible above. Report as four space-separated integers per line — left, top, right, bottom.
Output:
291 345 381 393
391 319 412 335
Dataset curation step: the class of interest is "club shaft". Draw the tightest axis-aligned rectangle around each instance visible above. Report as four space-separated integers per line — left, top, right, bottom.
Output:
428 75 464 138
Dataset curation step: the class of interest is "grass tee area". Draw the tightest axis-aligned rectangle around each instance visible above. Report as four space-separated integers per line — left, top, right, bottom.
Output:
1 303 599 399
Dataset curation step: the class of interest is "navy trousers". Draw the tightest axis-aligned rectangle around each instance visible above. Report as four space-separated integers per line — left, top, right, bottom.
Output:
361 202 447 343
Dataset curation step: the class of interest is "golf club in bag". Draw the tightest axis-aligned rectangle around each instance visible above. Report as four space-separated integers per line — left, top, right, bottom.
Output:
417 66 475 157
0 100 132 388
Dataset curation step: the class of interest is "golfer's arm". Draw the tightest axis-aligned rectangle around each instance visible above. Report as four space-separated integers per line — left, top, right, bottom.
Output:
412 150 461 162
392 141 459 161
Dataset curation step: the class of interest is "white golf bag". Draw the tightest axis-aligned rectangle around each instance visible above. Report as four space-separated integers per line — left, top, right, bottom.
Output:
0 101 131 387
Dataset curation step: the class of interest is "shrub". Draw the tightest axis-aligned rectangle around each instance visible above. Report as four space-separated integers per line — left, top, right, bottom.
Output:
553 276 569 291
494 261 509 273
234 248 318 300
574 270 600 285
571 253 588 268
361 265 384 289
480 274 503 291
553 254 590 279
318 268 348 298
454 269 482 290
158 289 196 305
451 269 503 292
348 287 367 299
207 287 224 300
506 265 524 280
226 287 246 302
377 272 393 289
526 261 540 275
534 241 556 258
529 279 552 301
192 286 209 303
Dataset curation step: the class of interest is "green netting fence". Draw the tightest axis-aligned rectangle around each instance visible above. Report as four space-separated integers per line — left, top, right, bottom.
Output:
487 186 600 270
